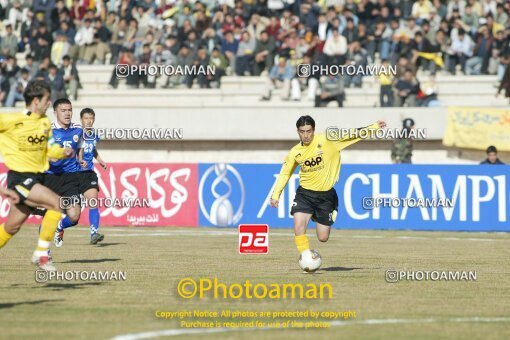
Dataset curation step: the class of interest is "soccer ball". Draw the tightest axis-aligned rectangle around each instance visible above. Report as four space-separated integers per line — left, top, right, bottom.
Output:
299 249 322 273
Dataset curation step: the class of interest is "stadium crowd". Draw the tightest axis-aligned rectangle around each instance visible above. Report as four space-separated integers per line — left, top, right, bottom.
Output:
0 0 509 107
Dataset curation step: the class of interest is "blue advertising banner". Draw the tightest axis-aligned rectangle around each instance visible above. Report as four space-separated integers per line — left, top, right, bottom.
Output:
198 164 510 231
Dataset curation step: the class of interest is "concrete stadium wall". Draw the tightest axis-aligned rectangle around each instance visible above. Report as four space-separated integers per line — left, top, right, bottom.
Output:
1 107 506 164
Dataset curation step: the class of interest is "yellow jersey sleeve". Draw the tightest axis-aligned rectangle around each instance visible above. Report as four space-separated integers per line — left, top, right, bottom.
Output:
46 128 67 159
271 150 298 200
331 122 380 151
0 113 15 133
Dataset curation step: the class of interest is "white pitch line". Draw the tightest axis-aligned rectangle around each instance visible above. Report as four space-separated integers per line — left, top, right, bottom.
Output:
111 316 510 340
98 230 504 242
59 229 507 242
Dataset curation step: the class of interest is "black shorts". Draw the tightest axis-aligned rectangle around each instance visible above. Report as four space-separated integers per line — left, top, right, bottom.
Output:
45 172 81 198
6 171 45 204
291 186 339 226
77 170 99 193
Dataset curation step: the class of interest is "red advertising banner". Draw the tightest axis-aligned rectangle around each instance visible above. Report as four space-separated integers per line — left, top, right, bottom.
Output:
0 163 198 227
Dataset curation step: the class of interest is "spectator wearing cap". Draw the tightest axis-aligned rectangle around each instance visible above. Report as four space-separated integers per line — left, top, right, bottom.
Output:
466 25 493 75
323 28 347 66
253 30 276 76
260 57 294 101
1 24 19 58
235 31 255 76
392 118 415 164
480 146 505 165
61 55 80 100
447 29 473 75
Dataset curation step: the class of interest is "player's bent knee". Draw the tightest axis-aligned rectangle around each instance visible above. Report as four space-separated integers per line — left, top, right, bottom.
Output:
4 223 22 235
318 235 329 242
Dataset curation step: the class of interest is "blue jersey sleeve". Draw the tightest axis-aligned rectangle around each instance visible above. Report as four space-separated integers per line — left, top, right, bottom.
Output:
48 124 83 174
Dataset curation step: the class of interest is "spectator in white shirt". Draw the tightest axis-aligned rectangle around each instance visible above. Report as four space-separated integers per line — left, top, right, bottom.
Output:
323 29 347 65
447 29 473 74
74 19 95 64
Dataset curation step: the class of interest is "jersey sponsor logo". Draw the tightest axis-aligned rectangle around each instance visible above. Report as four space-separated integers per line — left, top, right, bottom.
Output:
27 135 47 145
239 224 269 254
304 156 322 168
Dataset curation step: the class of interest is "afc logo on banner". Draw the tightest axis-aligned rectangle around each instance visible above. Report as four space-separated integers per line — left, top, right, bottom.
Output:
238 224 269 254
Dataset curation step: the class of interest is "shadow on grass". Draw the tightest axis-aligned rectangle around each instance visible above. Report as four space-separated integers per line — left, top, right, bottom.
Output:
95 242 126 247
321 266 363 272
39 282 104 291
0 299 54 309
61 258 121 264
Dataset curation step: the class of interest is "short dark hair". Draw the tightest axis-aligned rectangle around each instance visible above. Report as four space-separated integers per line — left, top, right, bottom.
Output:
53 98 72 110
486 145 498 154
296 115 315 129
80 107 95 118
24 79 51 106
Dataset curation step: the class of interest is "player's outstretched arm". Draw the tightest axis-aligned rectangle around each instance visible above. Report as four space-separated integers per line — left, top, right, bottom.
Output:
332 120 387 150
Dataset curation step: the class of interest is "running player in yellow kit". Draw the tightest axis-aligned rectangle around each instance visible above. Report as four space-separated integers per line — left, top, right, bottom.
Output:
269 115 386 256
0 80 73 271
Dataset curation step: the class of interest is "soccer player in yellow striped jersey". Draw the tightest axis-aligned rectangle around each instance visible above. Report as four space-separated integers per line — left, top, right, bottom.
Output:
269 116 386 258
0 80 73 272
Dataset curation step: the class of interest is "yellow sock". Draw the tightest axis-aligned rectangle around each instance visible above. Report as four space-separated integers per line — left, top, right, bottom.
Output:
36 210 62 253
295 234 310 253
0 224 13 249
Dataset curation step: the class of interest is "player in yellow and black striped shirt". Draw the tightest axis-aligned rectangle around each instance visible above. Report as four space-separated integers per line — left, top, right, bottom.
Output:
0 80 73 272
269 115 386 258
